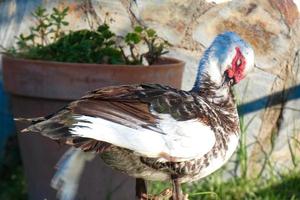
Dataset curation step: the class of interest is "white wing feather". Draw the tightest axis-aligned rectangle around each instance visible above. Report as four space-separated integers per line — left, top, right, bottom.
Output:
70 114 215 162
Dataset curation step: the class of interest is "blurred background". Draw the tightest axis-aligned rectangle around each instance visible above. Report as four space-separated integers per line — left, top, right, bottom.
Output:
0 0 300 199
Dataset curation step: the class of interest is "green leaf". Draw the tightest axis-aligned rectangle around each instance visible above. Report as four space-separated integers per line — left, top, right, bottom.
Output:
134 26 143 33
97 24 110 32
50 15 58 21
104 40 116 46
62 21 69 26
125 33 141 44
63 7 69 14
146 29 156 37
53 7 58 13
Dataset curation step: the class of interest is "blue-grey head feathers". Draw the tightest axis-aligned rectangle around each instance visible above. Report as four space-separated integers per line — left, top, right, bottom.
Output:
192 32 254 91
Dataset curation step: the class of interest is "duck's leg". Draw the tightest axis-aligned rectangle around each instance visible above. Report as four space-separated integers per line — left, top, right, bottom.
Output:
171 175 183 200
136 178 147 200
136 178 173 200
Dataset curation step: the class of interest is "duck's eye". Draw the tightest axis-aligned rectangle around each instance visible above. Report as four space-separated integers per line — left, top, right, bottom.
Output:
236 59 242 67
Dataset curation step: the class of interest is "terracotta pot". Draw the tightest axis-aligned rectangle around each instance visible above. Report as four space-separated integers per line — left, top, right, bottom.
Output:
2 55 185 200
3 55 184 100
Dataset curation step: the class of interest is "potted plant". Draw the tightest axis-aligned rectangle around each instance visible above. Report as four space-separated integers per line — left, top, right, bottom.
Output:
1 6 184 200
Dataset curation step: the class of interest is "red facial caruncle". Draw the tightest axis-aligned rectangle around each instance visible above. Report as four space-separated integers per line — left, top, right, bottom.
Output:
225 47 246 84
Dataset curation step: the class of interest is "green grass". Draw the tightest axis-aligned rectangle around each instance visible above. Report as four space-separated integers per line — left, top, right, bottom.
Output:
188 171 300 200
148 166 300 200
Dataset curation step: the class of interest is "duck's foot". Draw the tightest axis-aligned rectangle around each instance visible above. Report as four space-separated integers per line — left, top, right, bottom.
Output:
140 188 172 200
137 188 188 200
169 192 189 200
135 177 188 200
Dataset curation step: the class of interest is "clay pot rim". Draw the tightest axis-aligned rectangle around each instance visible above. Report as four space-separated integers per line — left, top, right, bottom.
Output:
2 55 185 68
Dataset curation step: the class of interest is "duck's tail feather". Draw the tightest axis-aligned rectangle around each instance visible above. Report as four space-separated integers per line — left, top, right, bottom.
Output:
51 147 96 200
14 117 47 133
14 117 46 123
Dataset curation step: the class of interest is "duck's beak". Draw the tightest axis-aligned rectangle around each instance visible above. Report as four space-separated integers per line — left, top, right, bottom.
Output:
222 70 235 87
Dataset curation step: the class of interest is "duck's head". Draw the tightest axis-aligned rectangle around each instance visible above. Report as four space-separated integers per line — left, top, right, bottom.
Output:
193 32 254 90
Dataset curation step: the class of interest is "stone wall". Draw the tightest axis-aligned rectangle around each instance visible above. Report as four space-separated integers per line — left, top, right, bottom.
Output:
0 0 300 176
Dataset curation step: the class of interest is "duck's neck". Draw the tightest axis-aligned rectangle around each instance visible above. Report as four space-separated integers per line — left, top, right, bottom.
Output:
192 70 239 137
192 69 233 106
191 47 236 106
191 52 239 137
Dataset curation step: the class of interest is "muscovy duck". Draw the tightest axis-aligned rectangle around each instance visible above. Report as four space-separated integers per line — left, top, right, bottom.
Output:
22 32 254 200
